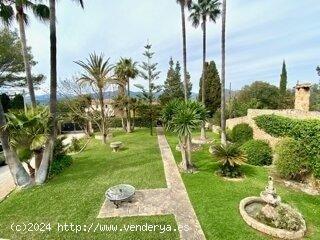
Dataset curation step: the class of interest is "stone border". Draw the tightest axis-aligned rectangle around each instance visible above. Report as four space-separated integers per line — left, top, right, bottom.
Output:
239 197 306 240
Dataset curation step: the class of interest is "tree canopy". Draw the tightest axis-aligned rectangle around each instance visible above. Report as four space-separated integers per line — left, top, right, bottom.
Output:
198 61 221 116
0 28 44 88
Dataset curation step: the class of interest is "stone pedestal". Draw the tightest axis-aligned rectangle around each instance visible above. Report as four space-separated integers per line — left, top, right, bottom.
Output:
294 83 311 111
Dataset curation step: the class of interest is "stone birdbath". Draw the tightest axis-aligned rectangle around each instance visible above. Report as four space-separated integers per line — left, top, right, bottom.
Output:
239 176 306 239
110 141 123 152
106 184 135 208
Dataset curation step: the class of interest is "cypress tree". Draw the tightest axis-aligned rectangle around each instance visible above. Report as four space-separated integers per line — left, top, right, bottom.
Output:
198 61 221 116
159 58 184 105
280 60 287 94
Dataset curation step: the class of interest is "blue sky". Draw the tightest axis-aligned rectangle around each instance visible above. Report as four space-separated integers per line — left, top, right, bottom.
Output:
18 0 320 94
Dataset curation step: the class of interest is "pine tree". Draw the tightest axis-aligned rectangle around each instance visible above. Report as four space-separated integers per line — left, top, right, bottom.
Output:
135 43 161 135
198 61 221 116
279 60 287 94
159 58 184 105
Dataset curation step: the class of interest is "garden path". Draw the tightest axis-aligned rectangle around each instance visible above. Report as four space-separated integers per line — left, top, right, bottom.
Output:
98 127 206 240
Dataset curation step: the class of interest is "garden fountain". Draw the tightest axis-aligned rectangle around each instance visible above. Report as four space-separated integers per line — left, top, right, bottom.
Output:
239 176 306 239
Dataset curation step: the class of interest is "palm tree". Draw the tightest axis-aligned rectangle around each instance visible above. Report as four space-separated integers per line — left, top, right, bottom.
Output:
0 1 50 108
0 100 31 186
211 143 245 178
220 0 227 145
115 58 139 132
75 53 114 144
176 0 192 102
36 0 84 185
5 107 50 178
189 0 221 140
163 100 206 171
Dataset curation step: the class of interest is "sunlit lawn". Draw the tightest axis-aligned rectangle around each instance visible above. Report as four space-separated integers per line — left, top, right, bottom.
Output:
0 129 179 240
166 130 320 240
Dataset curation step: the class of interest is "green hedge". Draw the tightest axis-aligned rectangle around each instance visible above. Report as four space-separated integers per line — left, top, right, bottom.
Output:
109 117 156 128
231 123 253 144
254 114 320 157
0 152 5 166
255 114 320 179
275 138 309 180
49 155 73 179
241 139 272 166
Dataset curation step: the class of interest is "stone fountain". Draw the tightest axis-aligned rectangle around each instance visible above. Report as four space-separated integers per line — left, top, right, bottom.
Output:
239 176 306 239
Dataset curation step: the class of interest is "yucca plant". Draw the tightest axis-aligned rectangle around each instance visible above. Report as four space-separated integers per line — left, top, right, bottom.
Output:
211 143 246 178
163 100 207 171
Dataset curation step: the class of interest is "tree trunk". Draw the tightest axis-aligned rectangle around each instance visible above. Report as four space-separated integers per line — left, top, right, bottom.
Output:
180 4 188 102
220 0 227 146
36 0 57 184
17 10 36 108
27 162 35 179
98 87 107 144
200 17 207 140
126 79 132 133
186 135 193 168
34 149 43 172
179 139 188 171
0 100 31 187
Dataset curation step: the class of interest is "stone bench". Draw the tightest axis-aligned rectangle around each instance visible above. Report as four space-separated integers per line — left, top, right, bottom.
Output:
110 141 123 152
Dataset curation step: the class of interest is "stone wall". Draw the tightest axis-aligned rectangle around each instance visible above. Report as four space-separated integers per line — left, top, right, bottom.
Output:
226 109 320 148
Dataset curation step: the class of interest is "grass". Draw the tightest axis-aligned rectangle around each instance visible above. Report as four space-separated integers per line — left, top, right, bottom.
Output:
0 129 179 240
166 130 320 240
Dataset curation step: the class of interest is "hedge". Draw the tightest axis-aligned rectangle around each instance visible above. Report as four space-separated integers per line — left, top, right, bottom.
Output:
254 114 320 157
255 114 320 179
231 123 253 144
241 139 273 166
275 138 309 180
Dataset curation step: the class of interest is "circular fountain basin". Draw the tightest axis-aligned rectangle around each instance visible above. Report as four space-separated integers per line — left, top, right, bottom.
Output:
239 197 306 240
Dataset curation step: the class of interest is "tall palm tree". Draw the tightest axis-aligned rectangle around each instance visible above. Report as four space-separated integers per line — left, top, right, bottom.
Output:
75 53 114 144
189 0 221 140
220 0 227 145
35 0 84 185
176 0 192 102
115 58 138 132
0 1 50 108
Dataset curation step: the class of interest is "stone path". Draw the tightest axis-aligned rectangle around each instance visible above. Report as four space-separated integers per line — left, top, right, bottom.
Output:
0 165 15 201
98 127 206 240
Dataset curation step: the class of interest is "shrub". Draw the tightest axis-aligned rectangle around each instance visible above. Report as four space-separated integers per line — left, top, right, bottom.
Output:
254 114 320 157
275 138 309 181
231 123 253 144
49 136 72 179
241 140 273 166
310 157 320 179
49 155 72 178
255 114 320 178
211 143 246 178
69 137 81 152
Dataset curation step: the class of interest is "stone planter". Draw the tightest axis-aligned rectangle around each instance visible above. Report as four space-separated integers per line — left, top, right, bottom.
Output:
239 197 306 240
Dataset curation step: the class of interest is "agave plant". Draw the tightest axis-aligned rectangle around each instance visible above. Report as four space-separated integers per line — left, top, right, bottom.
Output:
211 143 246 178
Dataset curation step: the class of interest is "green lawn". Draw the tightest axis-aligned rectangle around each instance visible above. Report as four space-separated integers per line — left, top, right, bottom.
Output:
166 130 320 240
0 129 179 240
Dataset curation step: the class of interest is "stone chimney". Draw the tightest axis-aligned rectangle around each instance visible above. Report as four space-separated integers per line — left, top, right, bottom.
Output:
294 83 311 111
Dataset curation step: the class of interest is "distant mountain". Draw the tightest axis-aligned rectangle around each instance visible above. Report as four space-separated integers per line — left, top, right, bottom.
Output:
33 89 237 104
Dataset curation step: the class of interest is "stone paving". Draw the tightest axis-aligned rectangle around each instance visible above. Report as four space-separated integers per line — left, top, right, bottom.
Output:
98 127 206 240
0 165 15 201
